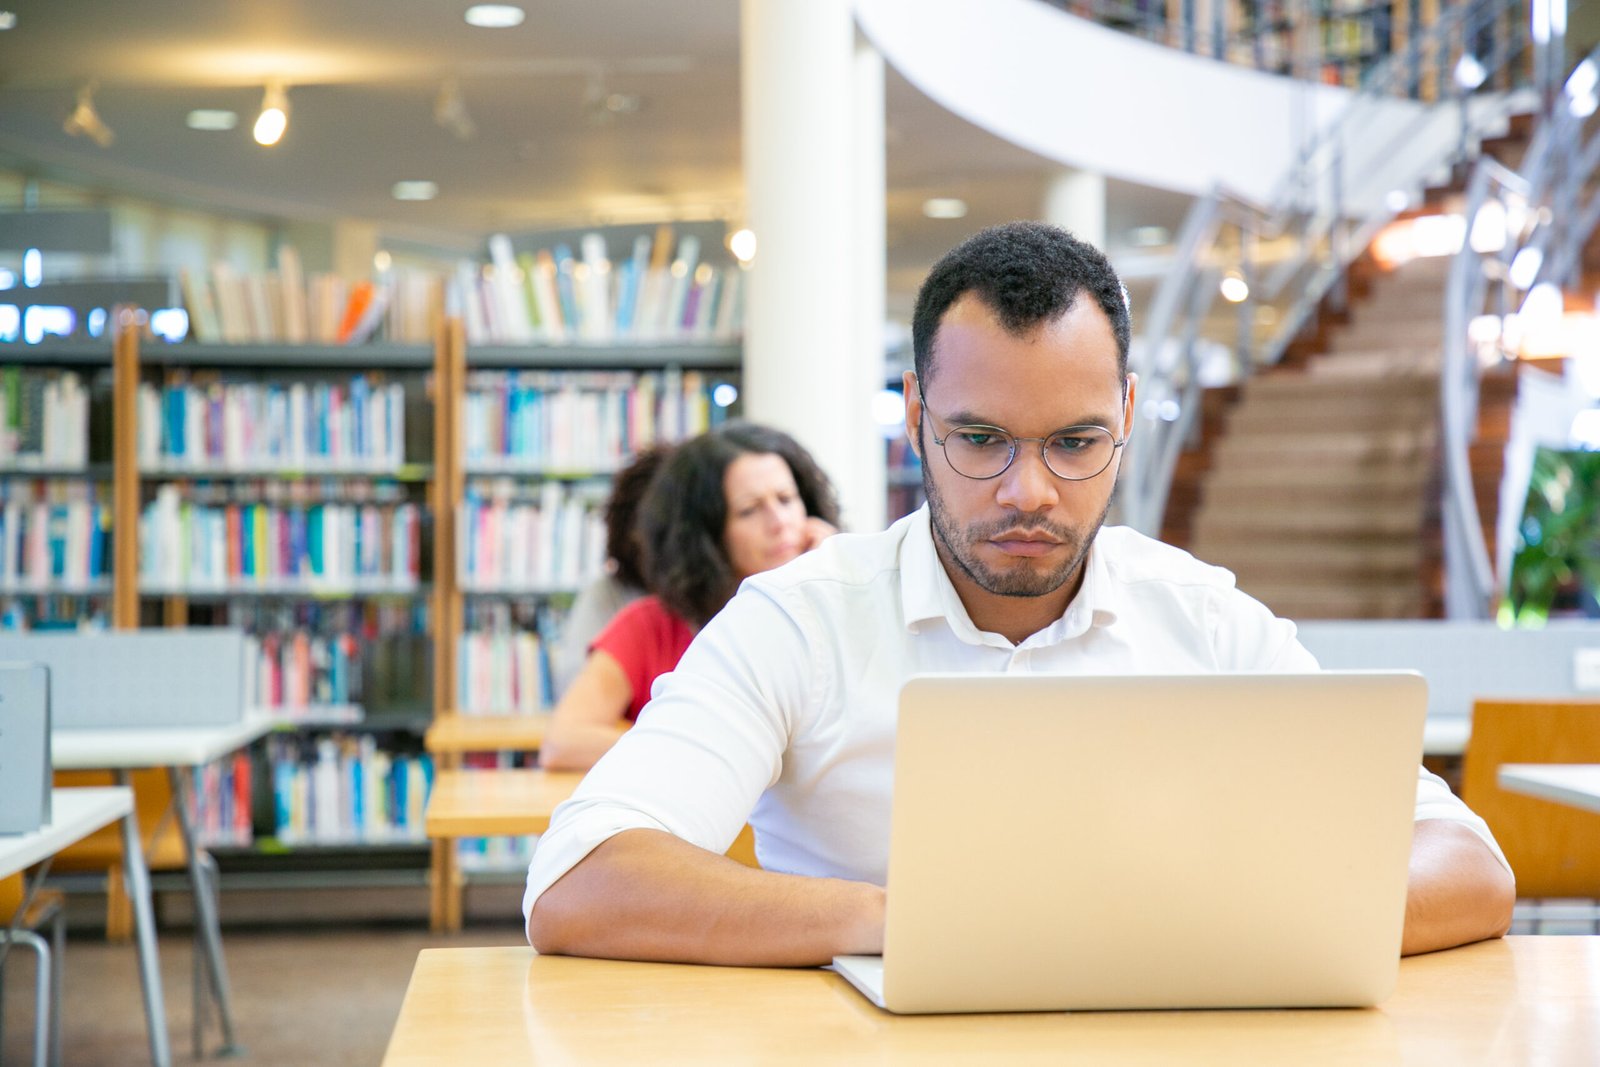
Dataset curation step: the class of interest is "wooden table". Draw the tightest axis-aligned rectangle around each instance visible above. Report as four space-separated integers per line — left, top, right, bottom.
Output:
382 936 1600 1065
1 787 167 1067
52 718 274 1059
425 768 585 839
424 768 759 932
1498 763 1600 815
423 713 549 756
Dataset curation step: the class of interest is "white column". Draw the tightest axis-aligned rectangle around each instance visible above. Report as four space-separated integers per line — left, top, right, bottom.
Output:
851 34 888 534
741 0 887 532
1042 168 1106 250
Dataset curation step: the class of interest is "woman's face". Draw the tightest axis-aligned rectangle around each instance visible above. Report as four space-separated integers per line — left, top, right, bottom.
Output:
722 451 809 581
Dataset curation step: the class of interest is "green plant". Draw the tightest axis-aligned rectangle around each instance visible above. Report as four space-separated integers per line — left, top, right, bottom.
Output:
1504 447 1600 626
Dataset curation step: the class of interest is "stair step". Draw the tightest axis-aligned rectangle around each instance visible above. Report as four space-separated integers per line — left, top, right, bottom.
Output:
1202 465 1430 492
1304 351 1442 377
1199 481 1426 508
1192 545 1422 580
1193 511 1423 539
1226 400 1436 433
1210 431 1435 462
1244 374 1436 400
1234 584 1429 620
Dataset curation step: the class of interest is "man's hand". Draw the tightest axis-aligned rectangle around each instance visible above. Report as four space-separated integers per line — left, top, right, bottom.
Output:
529 828 885 966
1400 819 1515 956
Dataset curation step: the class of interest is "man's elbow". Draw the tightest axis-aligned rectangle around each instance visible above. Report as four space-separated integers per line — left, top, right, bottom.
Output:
526 885 580 956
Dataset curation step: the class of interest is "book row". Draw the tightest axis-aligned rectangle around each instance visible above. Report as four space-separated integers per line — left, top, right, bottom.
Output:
138 375 408 471
140 485 423 590
457 628 553 715
184 750 254 849
0 496 111 589
244 629 363 714
463 230 744 346
457 481 606 592
181 247 438 345
462 368 719 472
267 734 435 845
0 368 91 470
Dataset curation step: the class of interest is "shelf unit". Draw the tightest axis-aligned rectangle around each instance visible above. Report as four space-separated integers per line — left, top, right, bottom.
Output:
8 308 741 921
428 325 742 929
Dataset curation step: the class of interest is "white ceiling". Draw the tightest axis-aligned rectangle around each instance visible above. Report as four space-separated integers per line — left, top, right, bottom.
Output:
0 0 1193 311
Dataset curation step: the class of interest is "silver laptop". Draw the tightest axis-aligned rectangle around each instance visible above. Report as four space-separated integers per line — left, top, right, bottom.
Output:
832 671 1426 1014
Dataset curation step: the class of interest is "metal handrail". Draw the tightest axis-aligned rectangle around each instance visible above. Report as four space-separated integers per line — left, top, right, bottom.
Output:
1114 0 1538 536
1441 46 1600 618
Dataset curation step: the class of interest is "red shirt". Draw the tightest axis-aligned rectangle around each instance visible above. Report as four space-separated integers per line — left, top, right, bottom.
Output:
588 595 696 722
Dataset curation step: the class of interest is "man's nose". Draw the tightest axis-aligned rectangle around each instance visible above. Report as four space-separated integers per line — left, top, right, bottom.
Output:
993 445 1060 513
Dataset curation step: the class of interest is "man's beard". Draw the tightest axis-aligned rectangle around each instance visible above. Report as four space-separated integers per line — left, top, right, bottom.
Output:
922 463 1109 599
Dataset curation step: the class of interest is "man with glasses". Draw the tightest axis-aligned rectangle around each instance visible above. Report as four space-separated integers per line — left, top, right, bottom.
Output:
526 222 1514 965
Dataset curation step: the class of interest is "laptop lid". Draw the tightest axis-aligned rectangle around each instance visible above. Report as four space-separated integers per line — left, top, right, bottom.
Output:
867 670 1425 1014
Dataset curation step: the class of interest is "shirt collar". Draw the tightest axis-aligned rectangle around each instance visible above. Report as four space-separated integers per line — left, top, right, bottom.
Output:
899 505 1121 646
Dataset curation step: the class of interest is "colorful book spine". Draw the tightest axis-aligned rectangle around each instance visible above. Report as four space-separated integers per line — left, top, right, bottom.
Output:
266 733 433 844
456 480 606 592
0 479 112 589
138 375 407 472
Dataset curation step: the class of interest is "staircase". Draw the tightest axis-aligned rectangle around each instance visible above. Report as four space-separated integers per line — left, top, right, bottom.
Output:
1182 257 1450 619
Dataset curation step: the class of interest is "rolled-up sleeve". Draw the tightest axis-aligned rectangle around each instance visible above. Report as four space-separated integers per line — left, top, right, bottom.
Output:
522 584 815 923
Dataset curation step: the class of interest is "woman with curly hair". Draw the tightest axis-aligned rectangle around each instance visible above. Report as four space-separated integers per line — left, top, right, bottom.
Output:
540 422 840 771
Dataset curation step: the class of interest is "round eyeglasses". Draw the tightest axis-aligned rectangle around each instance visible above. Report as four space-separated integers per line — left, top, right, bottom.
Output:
918 387 1126 481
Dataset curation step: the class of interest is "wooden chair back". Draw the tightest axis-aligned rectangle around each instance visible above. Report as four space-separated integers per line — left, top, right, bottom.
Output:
1460 699 1600 898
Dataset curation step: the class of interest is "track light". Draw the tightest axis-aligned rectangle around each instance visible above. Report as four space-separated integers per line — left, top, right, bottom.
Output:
63 81 115 147
254 82 289 146
434 79 476 140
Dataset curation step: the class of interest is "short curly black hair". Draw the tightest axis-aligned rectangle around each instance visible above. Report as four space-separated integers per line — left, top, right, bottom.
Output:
911 221 1131 390
639 422 841 628
604 444 673 591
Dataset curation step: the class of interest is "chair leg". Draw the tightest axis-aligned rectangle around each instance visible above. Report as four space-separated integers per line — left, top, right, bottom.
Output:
0 929 52 1067
48 908 65 1067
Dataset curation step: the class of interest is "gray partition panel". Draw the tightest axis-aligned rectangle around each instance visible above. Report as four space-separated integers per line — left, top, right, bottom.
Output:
0 663 51 832
0 629 246 729
1295 620 1600 720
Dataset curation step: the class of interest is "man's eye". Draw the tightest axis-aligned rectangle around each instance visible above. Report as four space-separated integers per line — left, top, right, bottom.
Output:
954 430 1006 449
1048 434 1095 454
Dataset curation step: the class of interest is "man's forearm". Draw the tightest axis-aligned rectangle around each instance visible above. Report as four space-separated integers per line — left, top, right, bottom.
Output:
1400 818 1515 956
527 828 885 966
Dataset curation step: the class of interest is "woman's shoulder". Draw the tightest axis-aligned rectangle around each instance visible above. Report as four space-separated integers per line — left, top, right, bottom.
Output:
601 594 692 637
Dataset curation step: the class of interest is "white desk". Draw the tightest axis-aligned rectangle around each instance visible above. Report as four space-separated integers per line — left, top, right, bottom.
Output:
1 787 170 1067
1424 718 1469 758
51 717 275 770
51 718 273 1060
1498 764 1600 815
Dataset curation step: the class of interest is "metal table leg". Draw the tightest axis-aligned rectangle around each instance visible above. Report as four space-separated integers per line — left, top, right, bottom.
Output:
166 766 242 1058
115 769 172 1067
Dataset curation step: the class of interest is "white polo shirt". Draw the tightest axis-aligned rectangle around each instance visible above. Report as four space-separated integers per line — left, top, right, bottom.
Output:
523 507 1507 920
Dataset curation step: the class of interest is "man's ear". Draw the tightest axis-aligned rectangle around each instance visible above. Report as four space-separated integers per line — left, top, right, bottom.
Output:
903 369 923 460
1121 372 1138 442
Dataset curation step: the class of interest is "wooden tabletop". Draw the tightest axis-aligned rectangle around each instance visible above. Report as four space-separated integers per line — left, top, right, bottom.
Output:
1498 763 1600 815
382 936 1600 1065
424 768 583 838
423 713 549 755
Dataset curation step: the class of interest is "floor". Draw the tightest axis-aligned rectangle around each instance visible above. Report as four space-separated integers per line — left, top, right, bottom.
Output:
0 920 526 1067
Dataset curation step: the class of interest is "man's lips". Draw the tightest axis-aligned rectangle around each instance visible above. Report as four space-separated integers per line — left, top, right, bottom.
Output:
986 533 1063 557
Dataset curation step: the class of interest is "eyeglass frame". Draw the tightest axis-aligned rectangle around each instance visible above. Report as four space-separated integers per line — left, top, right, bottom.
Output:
914 378 1130 482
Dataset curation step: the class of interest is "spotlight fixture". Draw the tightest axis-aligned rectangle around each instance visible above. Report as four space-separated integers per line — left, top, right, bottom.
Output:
922 198 968 220
63 81 115 147
254 82 289 146
727 228 757 265
434 79 477 140
1219 271 1250 304
0 12 16 30
464 4 524 28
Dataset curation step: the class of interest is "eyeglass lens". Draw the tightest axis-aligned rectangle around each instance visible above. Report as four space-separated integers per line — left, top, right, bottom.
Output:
941 425 1117 480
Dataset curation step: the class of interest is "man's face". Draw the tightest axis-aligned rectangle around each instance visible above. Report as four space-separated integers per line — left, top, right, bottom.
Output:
906 293 1133 607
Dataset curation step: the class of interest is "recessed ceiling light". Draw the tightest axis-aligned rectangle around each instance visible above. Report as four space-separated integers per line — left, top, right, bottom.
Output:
392 181 439 202
464 4 525 28
1129 225 1170 248
186 109 238 131
922 198 967 220
0 12 17 30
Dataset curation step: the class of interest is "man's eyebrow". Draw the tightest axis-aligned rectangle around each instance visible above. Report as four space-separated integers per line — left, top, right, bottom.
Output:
935 405 1122 432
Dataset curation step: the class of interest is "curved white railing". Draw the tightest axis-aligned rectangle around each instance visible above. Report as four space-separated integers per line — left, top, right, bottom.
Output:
1442 45 1600 619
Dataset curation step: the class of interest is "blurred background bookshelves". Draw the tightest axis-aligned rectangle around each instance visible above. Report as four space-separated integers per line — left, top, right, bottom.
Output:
3 224 744 910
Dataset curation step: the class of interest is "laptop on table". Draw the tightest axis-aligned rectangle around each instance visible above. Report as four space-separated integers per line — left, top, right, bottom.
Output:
832 671 1426 1014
